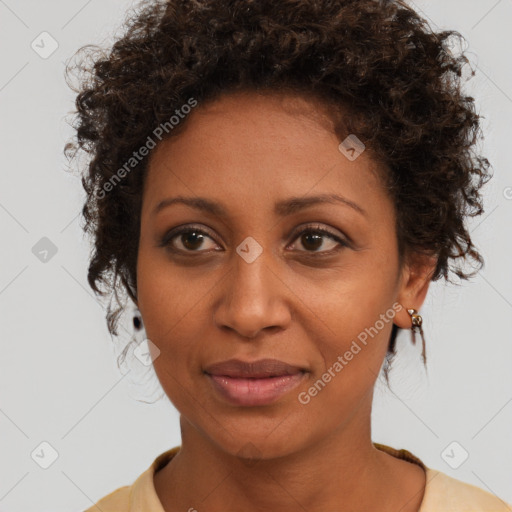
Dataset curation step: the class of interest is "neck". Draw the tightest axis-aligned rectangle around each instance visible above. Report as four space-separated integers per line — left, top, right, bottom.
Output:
154 393 424 512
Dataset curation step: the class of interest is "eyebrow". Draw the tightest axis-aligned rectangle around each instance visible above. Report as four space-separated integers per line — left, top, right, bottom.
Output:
152 193 367 218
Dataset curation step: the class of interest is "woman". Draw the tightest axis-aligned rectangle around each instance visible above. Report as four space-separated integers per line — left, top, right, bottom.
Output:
65 0 511 510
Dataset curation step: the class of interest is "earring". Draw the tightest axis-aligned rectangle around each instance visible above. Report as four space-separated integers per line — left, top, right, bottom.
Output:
133 310 143 331
407 308 426 365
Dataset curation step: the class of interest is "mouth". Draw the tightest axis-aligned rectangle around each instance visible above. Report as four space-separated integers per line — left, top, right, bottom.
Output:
204 358 308 406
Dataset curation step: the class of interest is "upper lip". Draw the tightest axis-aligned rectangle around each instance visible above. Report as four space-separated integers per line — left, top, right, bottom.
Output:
204 358 306 378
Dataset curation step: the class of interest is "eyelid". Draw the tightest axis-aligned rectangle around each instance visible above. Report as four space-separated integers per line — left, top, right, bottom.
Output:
288 223 345 243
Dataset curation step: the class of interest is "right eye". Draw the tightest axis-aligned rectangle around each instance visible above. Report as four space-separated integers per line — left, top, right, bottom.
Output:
159 225 221 254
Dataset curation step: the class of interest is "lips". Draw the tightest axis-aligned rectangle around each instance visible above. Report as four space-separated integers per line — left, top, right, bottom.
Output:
204 358 307 406
204 358 305 378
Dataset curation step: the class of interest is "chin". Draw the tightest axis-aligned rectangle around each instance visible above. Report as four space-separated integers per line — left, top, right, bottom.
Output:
197 417 312 463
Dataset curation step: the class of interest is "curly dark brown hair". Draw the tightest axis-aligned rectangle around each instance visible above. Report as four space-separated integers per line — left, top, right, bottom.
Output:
64 0 491 380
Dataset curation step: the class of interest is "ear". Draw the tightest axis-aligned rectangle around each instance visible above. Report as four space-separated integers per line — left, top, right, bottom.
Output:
394 254 438 329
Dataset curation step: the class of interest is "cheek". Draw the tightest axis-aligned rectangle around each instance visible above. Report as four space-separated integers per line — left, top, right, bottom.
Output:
136 244 209 335
297 307 394 431
294 252 398 351
136 253 186 383
294 257 399 406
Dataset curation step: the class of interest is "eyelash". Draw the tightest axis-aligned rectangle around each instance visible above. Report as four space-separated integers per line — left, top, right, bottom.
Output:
159 223 349 256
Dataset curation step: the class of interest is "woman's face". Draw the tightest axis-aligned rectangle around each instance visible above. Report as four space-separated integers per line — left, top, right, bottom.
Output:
136 91 429 459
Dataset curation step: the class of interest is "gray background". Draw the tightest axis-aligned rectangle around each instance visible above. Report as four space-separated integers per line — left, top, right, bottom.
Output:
1 0 511 510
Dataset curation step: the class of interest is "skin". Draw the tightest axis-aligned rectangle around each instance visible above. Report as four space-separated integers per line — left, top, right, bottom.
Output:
136 90 437 512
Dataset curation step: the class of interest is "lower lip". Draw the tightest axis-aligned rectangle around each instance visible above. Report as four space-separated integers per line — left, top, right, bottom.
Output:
206 372 306 406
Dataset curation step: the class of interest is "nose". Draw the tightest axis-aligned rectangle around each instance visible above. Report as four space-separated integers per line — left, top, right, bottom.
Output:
212 246 292 339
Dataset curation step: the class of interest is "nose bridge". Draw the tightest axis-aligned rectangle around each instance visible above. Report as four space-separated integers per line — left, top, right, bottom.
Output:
214 234 289 337
233 236 272 295
231 234 276 307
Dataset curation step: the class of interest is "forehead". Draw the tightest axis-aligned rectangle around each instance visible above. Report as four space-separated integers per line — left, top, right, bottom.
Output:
143 91 390 220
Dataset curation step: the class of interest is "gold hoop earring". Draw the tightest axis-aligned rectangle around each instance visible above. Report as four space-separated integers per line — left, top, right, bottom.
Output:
407 308 426 365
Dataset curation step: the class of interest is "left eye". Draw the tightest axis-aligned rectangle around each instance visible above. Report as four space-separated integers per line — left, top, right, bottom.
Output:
288 225 348 253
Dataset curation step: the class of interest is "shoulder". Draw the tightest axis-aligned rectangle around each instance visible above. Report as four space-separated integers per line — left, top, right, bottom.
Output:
421 467 512 511
81 447 180 512
83 485 131 512
373 443 510 511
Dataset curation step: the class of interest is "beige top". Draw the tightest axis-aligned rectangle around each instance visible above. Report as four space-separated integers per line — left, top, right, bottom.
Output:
84 444 511 511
